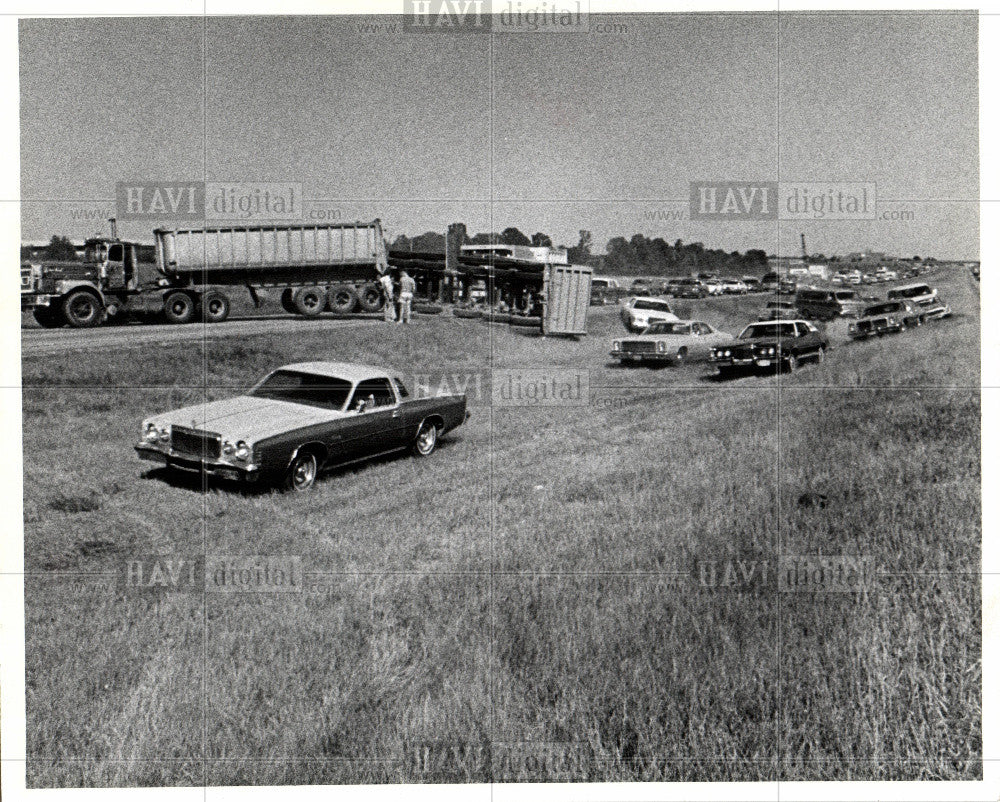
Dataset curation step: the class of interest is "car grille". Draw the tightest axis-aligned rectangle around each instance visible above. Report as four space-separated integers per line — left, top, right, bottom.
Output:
622 341 656 354
730 345 755 359
170 426 221 460
20 267 33 292
856 320 874 333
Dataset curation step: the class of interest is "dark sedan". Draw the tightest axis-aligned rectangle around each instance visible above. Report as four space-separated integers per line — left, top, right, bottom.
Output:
709 320 828 376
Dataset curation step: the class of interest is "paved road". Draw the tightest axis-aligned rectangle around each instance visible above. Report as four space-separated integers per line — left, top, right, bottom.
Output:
21 315 382 357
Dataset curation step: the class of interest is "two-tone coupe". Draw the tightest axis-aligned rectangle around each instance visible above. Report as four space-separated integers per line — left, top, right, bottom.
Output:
709 320 828 376
611 320 734 365
848 299 925 339
136 362 469 491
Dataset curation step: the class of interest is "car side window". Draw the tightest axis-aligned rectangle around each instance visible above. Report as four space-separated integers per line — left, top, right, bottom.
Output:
694 323 711 335
795 322 810 337
351 378 396 411
393 377 410 398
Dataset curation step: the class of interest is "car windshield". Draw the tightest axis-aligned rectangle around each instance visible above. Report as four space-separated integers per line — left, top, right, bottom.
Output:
864 303 902 316
644 322 691 335
890 285 931 299
633 300 669 311
739 323 796 339
835 291 857 300
250 370 353 410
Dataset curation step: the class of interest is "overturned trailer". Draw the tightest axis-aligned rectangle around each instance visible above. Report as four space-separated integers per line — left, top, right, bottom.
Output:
388 233 592 336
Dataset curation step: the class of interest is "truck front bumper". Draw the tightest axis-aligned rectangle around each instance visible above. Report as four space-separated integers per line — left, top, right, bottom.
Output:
22 294 55 310
135 445 260 482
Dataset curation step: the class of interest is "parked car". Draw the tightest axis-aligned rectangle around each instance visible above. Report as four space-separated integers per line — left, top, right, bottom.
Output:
591 277 621 291
709 320 828 376
630 278 654 296
611 320 734 365
758 299 797 321
778 278 798 295
672 278 708 299
848 300 925 339
619 296 680 331
847 270 863 285
721 277 749 294
795 287 867 320
703 279 725 296
742 276 762 292
861 273 877 285
885 283 952 319
831 271 850 285
760 272 781 292
135 362 468 491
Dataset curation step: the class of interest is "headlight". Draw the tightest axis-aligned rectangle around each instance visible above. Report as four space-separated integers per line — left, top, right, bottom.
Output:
143 423 158 443
158 426 170 443
222 441 235 456
725 350 731 357
234 441 250 461
612 341 620 351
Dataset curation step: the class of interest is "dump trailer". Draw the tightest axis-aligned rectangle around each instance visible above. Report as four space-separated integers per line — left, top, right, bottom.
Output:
21 219 389 328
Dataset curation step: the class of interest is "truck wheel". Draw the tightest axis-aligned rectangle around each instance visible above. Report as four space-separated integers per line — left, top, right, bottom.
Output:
62 291 103 328
327 285 358 314
163 291 196 324
198 291 230 323
280 288 297 314
33 306 65 328
357 283 383 313
293 287 327 317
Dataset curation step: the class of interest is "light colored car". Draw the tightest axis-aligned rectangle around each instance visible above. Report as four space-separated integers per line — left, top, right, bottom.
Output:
135 362 468 491
703 279 725 296
886 283 951 319
619 296 680 332
721 278 749 294
611 320 734 365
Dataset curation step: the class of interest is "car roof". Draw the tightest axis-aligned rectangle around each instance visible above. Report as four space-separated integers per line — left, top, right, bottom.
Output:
892 282 931 291
275 362 389 383
746 319 806 326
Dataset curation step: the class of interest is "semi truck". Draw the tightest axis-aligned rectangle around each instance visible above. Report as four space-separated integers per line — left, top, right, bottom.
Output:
21 219 390 327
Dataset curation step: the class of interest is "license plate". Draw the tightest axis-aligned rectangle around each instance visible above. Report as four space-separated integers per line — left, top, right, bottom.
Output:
757 359 771 366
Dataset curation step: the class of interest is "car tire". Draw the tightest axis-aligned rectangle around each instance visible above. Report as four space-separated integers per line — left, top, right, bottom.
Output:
412 420 438 457
899 320 908 332
163 291 196 324
326 285 358 314
453 308 482 319
294 286 328 317
815 346 825 364
675 347 687 365
198 291 230 323
786 353 799 372
33 306 65 328
284 451 318 492
62 290 104 328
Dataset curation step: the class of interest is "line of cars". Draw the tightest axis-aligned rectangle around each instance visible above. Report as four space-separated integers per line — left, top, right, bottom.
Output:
610 280 952 375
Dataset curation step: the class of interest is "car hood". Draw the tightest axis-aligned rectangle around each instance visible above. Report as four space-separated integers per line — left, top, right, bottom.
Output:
146 395 346 442
628 310 679 320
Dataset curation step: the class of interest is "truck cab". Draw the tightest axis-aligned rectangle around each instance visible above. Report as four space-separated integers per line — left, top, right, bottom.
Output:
21 236 144 327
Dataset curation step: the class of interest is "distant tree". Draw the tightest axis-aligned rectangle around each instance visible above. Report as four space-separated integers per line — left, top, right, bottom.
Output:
913 255 921 262
567 229 593 265
410 231 446 253
391 234 413 251
46 235 77 261
468 232 497 245
499 227 531 247
530 232 553 248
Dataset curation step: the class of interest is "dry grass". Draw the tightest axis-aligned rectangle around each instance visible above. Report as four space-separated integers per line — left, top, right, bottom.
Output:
22 269 980 785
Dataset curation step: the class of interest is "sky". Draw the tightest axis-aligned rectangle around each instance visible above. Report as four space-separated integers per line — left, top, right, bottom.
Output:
19 12 979 259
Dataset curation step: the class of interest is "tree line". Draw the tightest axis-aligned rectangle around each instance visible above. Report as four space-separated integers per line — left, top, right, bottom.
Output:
389 226 769 276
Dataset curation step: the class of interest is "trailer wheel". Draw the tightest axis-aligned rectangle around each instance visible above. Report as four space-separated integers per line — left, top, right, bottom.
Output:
280 288 297 314
33 306 65 328
293 286 327 317
326 285 358 314
357 283 383 313
62 290 103 328
163 291 196 324
509 315 542 328
198 291 230 323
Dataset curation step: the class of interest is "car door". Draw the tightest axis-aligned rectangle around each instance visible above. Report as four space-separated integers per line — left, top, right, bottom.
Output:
690 322 714 359
347 377 407 456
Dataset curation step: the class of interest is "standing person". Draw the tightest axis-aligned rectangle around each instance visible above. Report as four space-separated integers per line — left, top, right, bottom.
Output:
398 270 416 325
379 270 396 322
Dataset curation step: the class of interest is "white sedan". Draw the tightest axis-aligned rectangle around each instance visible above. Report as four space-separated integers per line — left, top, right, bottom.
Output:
619 296 680 332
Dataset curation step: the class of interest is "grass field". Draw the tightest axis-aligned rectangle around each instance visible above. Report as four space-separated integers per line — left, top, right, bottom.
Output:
22 269 981 785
